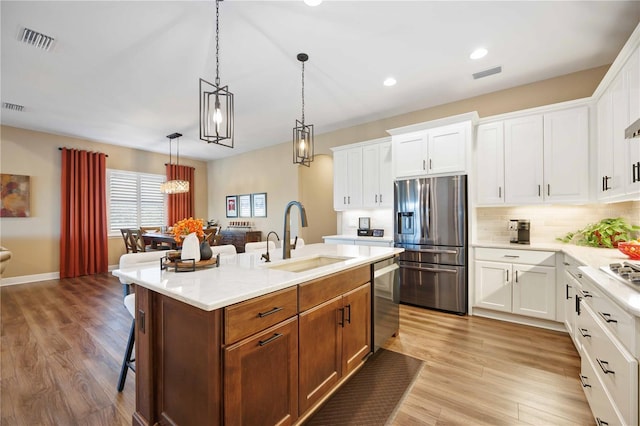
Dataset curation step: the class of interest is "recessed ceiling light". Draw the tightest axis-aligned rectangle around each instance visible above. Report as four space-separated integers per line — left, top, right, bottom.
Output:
383 77 397 87
470 48 488 60
304 0 322 6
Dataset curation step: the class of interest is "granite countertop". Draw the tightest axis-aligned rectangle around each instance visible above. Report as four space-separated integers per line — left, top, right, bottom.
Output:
113 243 402 311
474 240 639 316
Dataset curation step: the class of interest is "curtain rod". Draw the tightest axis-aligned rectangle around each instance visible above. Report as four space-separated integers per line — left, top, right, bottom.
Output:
58 147 108 157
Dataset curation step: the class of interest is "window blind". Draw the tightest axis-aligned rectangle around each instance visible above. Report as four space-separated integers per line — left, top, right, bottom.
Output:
107 169 166 234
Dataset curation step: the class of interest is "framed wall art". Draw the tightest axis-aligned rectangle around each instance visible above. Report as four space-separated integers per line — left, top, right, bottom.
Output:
252 193 267 217
1 174 30 217
226 195 238 218
238 194 252 218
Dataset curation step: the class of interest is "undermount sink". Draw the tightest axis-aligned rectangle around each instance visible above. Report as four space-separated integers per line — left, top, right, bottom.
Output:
265 255 353 273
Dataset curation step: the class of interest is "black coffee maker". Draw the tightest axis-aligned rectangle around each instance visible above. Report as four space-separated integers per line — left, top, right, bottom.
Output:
509 219 530 244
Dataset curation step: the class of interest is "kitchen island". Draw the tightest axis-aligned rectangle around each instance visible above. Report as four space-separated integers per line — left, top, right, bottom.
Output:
113 243 402 426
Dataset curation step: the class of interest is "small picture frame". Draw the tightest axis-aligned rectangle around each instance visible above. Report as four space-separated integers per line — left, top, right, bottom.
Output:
252 193 267 217
226 195 238 218
238 194 252 218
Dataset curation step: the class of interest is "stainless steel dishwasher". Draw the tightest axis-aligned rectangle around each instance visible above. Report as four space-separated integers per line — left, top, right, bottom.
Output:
372 255 400 352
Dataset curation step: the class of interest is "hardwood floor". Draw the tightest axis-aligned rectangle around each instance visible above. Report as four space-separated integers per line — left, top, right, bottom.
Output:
385 305 594 425
1 275 593 425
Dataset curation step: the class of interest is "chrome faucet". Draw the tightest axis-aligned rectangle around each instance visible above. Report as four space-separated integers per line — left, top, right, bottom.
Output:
282 201 308 259
261 231 280 263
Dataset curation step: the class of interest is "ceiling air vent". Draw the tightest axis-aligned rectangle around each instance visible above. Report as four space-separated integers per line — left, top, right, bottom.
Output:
3 102 25 112
473 66 502 80
18 27 55 51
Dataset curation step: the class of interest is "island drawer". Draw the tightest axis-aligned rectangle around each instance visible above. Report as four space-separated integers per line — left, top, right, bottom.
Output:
298 265 370 312
224 286 298 345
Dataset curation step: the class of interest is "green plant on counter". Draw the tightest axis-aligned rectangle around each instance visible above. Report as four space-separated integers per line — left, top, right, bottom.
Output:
557 217 640 248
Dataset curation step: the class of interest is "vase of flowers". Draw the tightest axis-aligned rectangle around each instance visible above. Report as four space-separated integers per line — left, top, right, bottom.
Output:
172 218 205 261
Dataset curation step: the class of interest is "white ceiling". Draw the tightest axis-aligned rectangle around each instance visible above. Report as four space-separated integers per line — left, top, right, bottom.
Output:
1 1 639 161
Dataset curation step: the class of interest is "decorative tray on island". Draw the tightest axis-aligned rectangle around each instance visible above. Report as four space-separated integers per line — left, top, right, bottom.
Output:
160 254 219 272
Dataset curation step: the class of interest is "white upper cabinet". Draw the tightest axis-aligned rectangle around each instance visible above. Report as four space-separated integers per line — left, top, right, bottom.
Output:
332 137 391 211
392 131 428 178
476 104 589 206
504 114 545 204
333 146 362 210
427 123 468 175
362 141 393 208
391 117 474 179
543 106 589 203
476 122 505 204
595 38 640 201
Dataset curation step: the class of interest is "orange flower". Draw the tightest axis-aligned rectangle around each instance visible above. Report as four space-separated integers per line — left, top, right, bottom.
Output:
172 217 205 243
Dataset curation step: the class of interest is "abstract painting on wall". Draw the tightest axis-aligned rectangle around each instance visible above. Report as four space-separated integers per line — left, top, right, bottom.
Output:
1 174 30 217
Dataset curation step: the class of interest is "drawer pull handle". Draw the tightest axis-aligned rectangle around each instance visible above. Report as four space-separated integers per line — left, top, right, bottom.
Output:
575 295 581 316
138 310 145 333
345 304 351 324
579 375 591 388
565 284 572 300
258 333 283 346
596 359 615 375
503 255 520 258
578 328 590 338
258 307 283 318
506 269 509 283
582 291 592 298
598 312 617 324
596 418 609 426
563 262 570 266
515 270 518 283
576 273 582 279
338 307 345 327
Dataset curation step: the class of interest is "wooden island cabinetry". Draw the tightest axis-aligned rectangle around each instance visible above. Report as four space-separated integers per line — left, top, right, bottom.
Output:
133 264 374 426
298 266 371 413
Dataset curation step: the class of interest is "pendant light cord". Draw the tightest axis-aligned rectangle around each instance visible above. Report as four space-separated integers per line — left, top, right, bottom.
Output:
215 0 220 87
301 60 305 126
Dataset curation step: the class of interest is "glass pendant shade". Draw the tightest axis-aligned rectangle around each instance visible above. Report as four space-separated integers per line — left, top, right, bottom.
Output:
160 179 189 194
199 78 234 147
293 119 314 167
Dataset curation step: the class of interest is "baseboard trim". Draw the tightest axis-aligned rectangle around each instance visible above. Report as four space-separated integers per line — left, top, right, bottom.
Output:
1 272 60 286
1 264 119 286
472 308 567 333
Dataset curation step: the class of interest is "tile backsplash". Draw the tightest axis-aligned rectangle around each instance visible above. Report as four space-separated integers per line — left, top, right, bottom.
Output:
475 201 640 244
337 209 393 237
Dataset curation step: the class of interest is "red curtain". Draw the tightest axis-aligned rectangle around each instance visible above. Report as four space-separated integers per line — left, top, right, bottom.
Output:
166 164 195 225
59 148 108 278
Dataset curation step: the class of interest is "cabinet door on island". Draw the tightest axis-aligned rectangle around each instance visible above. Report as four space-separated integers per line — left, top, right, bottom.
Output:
224 317 299 426
298 279 371 414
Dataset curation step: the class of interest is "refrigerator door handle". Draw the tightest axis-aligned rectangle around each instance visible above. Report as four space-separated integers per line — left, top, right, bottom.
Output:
400 264 458 274
412 248 457 254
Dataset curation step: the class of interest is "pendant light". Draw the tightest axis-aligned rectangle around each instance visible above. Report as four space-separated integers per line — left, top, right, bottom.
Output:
160 132 189 194
199 0 234 147
293 53 314 167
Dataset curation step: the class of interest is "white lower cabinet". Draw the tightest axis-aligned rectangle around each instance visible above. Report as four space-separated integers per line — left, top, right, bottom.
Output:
474 248 556 321
576 302 637 426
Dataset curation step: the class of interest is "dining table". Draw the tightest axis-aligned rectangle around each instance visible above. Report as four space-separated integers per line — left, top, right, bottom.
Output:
142 232 180 250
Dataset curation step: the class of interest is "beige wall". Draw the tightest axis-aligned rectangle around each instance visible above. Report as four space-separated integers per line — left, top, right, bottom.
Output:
0 126 208 278
207 142 309 242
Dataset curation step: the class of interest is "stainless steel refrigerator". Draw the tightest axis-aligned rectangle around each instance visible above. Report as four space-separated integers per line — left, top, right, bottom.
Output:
394 175 467 314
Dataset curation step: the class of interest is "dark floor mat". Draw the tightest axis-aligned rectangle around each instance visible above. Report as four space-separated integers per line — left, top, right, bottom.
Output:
305 349 424 426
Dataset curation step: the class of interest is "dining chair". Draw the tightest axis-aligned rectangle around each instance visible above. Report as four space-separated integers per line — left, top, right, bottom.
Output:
128 229 146 253
120 229 135 253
